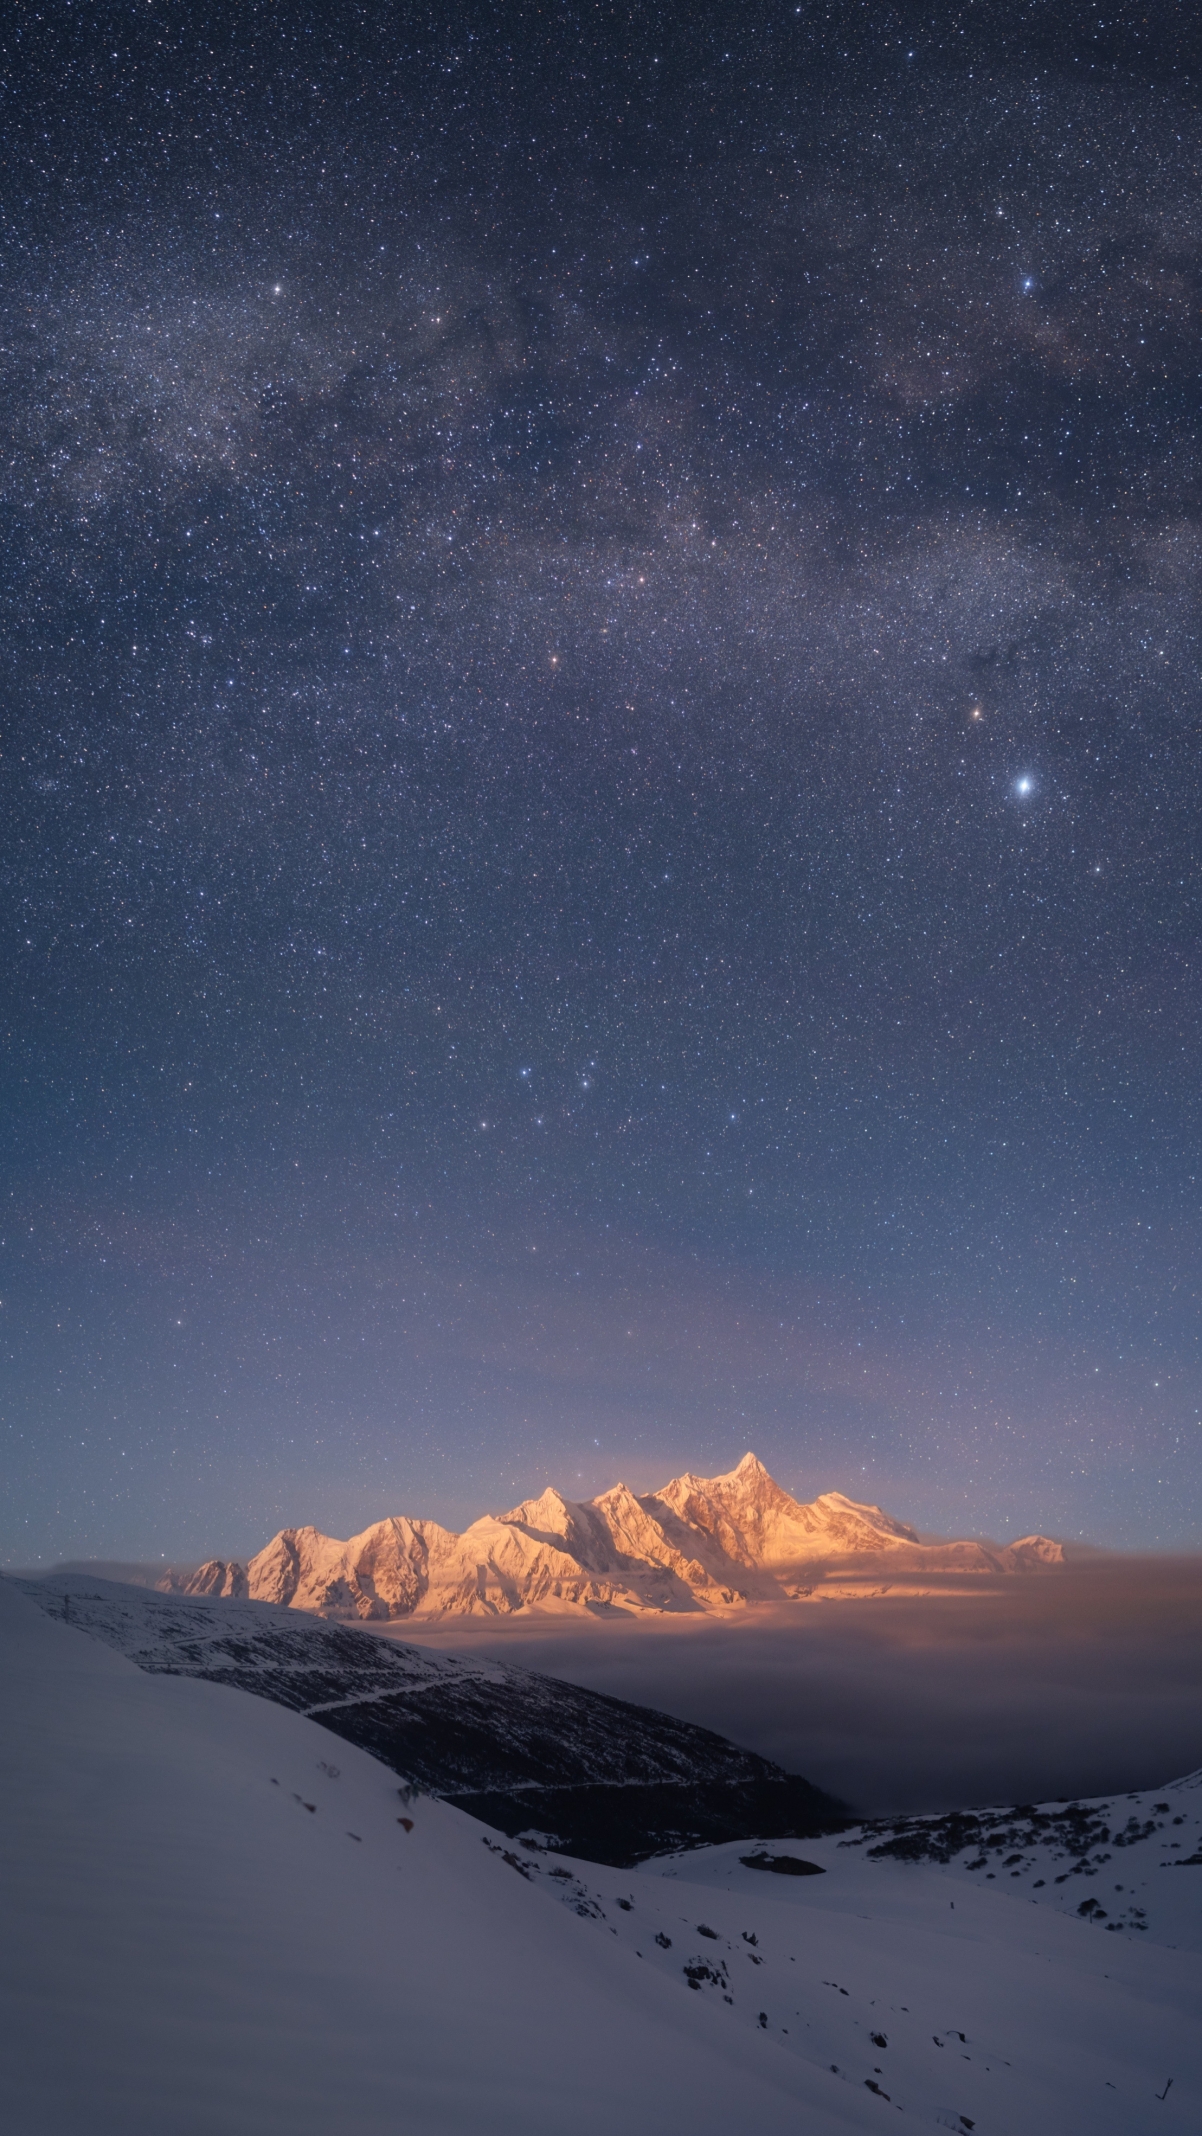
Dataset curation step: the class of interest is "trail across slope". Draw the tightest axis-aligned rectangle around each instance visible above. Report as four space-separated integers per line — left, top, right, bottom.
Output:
16 1573 842 1861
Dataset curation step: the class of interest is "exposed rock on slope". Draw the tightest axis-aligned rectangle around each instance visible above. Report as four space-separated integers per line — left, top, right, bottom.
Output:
231 1452 1065 1621
16 1574 845 1864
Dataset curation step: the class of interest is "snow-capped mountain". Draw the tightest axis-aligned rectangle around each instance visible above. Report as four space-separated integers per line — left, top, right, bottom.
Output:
172 1452 1064 1621
15 1573 843 1863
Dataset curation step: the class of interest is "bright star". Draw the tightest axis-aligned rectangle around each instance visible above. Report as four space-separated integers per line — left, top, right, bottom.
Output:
1015 776 1034 797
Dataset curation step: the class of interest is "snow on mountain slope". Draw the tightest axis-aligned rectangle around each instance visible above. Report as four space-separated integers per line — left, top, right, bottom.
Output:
824 1773 1202 1946
523 1788 1200 2132
5 1578 1196 2133
650 1462 920 1568
181 1452 1064 1622
999 1534 1070 1570
168 1555 248 1597
0 1577 885 2136
15 1574 844 1863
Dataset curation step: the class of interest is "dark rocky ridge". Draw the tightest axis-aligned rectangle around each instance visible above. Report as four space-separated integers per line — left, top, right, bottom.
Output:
14 1574 846 1864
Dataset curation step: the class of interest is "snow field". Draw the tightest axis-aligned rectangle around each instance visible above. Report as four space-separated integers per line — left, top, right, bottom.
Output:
4 1576 1198 2133
0 1580 879 2136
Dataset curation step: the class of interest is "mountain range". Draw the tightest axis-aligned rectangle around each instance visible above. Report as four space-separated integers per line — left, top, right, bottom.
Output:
163 1452 1065 1621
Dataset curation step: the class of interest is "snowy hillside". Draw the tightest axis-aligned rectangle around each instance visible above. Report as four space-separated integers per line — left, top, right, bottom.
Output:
473 1782 1201 2129
15 1573 843 1862
3 1576 1196 2134
0 1575 879 2136
158 1452 1066 1621
828 1779 1202 1941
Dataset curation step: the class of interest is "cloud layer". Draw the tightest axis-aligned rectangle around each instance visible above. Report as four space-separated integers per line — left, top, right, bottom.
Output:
399 1559 1202 1815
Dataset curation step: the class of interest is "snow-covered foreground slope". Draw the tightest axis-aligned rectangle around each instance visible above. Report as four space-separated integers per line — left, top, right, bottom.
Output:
0 1577 881 2136
3 1579 1199 2132
4 1581 1200 2134
526 1791 1200 2131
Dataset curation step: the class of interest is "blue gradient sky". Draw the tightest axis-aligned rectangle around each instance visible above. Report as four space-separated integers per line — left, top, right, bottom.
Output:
3 2 1199 1563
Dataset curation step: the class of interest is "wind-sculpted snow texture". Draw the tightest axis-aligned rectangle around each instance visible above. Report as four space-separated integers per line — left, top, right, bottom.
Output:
174 1453 1066 1622
15 1574 844 1862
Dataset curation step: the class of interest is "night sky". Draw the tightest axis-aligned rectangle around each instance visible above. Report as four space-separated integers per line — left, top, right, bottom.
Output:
3 3 1200 1567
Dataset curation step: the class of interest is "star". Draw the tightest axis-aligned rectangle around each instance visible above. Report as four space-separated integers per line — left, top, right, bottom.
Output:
1 0 1196 1562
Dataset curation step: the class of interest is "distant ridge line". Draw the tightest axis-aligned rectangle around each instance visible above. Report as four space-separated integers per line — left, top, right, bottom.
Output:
149 1451 1067 1621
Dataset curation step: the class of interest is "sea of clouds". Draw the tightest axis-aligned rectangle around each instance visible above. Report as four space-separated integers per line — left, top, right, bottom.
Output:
396 1559 1202 1815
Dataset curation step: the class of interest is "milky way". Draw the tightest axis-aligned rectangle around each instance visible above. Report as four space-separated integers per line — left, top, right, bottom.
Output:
3 5 1199 1561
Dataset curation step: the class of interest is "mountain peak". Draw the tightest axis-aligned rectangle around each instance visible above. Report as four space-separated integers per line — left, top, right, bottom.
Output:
733 1450 767 1476
498 1485 576 1527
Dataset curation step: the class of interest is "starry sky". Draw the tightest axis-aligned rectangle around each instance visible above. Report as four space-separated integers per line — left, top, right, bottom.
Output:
3 2 1200 1566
